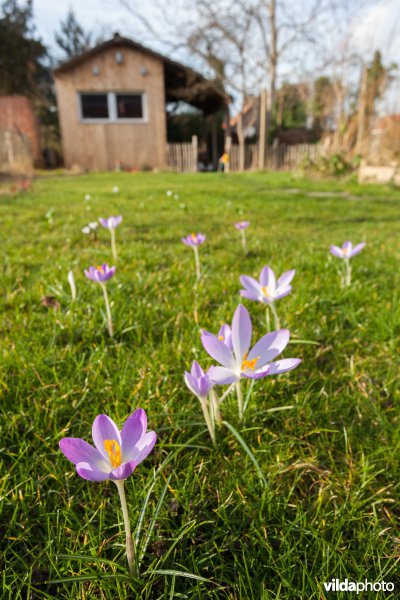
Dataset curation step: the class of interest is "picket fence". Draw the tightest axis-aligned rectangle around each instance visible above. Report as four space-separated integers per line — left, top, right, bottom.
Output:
166 137 321 173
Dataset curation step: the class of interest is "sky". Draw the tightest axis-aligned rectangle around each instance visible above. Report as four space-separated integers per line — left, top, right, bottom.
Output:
31 0 400 112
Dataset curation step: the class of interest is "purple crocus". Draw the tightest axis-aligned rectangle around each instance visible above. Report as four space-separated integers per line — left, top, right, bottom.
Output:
184 360 214 399
184 361 216 443
235 221 250 252
202 305 300 420
84 264 116 283
330 241 365 287
99 216 122 260
59 409 156 482
330 241 366 259
181 233 206 246
234 221 250 230
240 266 295 305
84 264 115 336
99 216 123 230
202 304 300 384
182 233 205 280
59 409 156 575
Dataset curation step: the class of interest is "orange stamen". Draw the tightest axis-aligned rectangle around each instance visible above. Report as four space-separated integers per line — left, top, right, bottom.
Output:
104 439 122 468
261 285 272 298
241 352 259 371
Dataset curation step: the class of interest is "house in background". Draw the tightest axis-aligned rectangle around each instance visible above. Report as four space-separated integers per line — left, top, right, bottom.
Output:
54 34 228 171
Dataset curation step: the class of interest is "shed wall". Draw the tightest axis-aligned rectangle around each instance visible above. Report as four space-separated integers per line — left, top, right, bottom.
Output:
55 48 166 170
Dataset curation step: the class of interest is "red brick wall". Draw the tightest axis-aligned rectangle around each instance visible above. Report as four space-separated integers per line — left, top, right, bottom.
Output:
0 96 41 162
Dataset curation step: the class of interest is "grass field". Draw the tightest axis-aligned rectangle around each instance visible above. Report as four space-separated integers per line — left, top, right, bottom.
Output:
1 171 400 599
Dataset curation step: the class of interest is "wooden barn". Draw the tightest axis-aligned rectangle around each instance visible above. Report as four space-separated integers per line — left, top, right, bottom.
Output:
54 34 227 171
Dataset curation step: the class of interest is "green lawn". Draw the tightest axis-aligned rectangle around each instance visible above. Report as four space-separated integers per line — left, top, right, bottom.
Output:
1 171 400 599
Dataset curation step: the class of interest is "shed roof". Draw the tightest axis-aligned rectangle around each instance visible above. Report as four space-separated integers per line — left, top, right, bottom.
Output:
54 34 228 115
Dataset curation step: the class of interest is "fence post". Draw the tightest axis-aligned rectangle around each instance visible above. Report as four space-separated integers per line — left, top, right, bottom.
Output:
191 135 198 172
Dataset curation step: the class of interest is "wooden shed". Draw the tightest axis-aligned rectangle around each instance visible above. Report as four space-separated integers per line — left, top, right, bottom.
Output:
54 34 227 171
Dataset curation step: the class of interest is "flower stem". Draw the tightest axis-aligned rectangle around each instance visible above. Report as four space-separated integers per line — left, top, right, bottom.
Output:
219 382 236 403
344 258 352 287
110 229 118 261
193 246 201 281
236 380 243 421
270 302 281 330
240 229 247 254
210 389 222 426
114 480 137 576
101 283 114 337
200 396 216 445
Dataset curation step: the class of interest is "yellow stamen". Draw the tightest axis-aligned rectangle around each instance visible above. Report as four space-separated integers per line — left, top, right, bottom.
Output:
218 335 224 341
104 439 122 468
261 285 272 298
96 265 104 273
241 352 259 371
191 233 198 241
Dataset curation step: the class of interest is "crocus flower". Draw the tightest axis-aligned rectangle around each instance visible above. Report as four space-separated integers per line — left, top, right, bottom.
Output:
203 304 300 384
184 361 216 443
235 221 249 230
99 216 122 260
182 233 206 280
84 264 115 336
330 241 365 287
99 216 123 230
59 409 156 575
235 221 250 253
181 233 206 247
330 241 366 259
84 264 116 283
59 409 156 482
240 266 295 329
68 270 76 301
202 304 300 419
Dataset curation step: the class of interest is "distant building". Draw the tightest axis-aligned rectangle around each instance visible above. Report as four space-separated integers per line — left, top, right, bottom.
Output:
54 34 227 171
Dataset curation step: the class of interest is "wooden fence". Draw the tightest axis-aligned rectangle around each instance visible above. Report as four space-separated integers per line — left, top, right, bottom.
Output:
0 129 33 174
166 135 198 173
166 137 321 173
265 143 321 171
228 144 258 171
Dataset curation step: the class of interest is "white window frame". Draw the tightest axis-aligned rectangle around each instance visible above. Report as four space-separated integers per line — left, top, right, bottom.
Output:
78 91 148 124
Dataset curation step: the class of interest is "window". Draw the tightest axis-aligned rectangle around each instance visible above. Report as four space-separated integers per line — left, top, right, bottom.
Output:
116 94 143 119
80 94 109 119
79 92 146 122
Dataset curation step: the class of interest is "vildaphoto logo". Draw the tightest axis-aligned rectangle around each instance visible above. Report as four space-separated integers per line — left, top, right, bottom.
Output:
323 579 394 594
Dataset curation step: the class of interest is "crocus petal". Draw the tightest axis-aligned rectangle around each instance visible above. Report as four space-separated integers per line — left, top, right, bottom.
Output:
350 242 366 257
121 409 147 459
198 374 212 396
76 462 110 481
191 361 204 379
232 304 252 367
99 218 108 228
218 324 233 350
273 287 292 301
109 460 137 480
184 371 200 396
266 358 301 375
239 275 262 296
343 241 353 253
208 366 238 385
125 431 157 465
277 270 295 289
201 332 236 369
247 329 290 365
330 245 344 258
59 437 104 466
92 414 121 461
240 289 266 303
259 266 276 290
